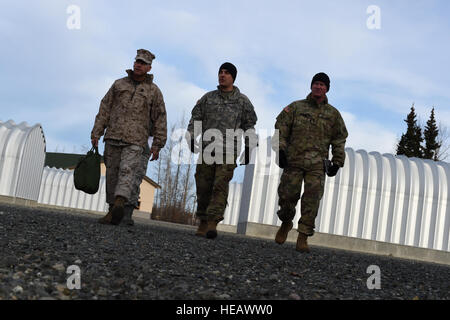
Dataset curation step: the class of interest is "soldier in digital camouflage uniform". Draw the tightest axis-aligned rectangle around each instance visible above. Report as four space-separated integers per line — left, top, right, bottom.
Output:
273 72 348 252
186 62 258 239
91 49 167 226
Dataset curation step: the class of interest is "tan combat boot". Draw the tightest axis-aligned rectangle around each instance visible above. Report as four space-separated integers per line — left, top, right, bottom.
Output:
195 220 208 237
275 221 293 244
296 232 310 253
111 196 126 225
206 220 218 239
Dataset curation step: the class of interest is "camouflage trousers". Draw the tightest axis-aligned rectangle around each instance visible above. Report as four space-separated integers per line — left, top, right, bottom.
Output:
104 142 144 205
277 163 325 236
127 143 151 208
195 163 237 222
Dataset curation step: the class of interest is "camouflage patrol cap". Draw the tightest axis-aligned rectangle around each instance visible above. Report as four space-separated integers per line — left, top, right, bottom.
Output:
135 49 155 65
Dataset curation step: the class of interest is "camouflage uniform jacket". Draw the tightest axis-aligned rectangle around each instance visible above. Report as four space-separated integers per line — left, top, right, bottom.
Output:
274 93 348 167
187 86 257 156
91 70 167 150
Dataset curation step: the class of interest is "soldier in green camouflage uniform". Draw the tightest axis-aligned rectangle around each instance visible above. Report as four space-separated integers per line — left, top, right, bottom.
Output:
186 62 258 239
91 49 167 225
273 73 348 252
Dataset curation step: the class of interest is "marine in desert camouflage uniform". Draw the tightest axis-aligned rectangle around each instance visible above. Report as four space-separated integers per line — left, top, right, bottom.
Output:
186 62 258 239
91 49 167 225
121 142 151 226
273 72 348 252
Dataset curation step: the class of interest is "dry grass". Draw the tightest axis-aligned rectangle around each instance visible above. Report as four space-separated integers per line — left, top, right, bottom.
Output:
151 206 197 225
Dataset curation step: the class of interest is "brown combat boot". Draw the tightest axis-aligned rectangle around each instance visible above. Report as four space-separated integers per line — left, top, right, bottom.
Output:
206 220 218 239
98 209 113 224
195 220 208 237
110 196 126 225
97 205 113 224
121 205 135 226
275 221 293 244
296 232 310 253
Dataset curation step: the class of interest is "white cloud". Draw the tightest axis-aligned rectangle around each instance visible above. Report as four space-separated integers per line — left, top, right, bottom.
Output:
153 61 207 126
235 71 278 132
341 111 398 154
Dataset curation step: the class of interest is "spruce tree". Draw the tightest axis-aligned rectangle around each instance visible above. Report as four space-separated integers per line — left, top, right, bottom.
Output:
396 105 423 158
396 135 407 156
423 107 441 161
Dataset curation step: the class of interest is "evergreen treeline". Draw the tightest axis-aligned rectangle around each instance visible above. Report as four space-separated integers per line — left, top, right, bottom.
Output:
396 104 441 161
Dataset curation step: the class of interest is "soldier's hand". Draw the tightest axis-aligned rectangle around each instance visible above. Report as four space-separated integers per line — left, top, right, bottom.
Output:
277 150 288 169
324 160 340 177
328 163 340 177
91 138 99 148
149 147 160 161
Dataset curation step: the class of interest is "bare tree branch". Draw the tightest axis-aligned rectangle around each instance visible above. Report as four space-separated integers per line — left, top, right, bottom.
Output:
436 122 450 161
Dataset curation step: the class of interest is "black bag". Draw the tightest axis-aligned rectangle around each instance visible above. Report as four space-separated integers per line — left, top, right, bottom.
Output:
74 146 101 194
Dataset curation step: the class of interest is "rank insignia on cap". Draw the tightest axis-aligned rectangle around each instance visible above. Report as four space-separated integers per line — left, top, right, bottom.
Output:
283 106 290 113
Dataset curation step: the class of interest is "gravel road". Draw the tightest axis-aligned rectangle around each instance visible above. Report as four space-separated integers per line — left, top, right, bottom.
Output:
1 203 449 300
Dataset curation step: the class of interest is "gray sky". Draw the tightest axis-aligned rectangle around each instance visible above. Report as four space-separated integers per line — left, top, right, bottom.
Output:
1 0 449 180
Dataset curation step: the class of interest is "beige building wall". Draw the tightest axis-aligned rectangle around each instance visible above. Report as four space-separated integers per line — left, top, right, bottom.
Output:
139 181 156 213
100 163 106 176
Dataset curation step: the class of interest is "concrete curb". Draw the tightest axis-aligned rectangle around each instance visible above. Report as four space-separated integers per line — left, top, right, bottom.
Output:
239 222 450 266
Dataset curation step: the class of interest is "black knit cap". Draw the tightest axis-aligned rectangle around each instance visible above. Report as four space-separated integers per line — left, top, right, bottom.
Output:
311 72 330 92
219 62 237 82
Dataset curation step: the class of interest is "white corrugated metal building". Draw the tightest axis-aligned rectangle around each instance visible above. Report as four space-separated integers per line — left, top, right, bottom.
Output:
228 144 450 252
0 120 46 201
38 167 108 212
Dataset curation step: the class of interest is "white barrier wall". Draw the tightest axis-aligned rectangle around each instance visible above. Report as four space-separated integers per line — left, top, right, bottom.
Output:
222 182 242 226
0 120 46 201
231 144 449 252
38 166 108 213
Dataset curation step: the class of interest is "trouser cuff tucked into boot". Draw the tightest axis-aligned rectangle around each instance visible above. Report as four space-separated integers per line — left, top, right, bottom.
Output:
205 212 223 223
297 223 314 237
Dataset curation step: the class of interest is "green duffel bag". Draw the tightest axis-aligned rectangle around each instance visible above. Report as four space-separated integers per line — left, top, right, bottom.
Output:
74 146 101 194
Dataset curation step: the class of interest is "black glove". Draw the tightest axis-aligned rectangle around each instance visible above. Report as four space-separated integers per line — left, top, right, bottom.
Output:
278 150 288 169
323 160 340 177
